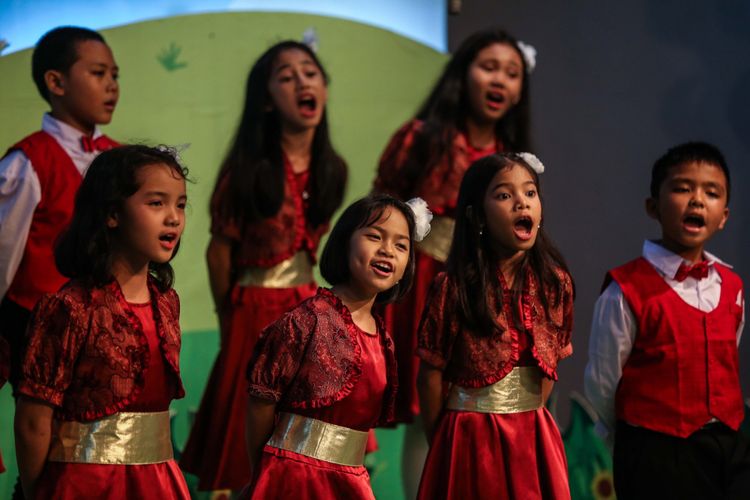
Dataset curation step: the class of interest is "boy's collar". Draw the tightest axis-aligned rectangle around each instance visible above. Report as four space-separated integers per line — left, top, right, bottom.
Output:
42 113 103 142
642 239 730 279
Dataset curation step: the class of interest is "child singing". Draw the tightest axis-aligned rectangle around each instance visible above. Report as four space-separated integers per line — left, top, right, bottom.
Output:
181 40 347 493
242 195 429 499
371 28 536 494
14 145 189 499
417 153 573 499
584 142 749 498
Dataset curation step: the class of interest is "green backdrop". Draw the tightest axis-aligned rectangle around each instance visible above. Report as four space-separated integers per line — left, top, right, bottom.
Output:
0 11 446 499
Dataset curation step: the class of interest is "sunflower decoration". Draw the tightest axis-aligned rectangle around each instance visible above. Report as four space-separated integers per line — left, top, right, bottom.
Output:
591 469 615 500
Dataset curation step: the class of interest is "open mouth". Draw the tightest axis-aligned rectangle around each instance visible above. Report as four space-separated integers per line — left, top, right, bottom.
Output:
104 99 117 110
513 216 534 241
298 95 317 116
683 214 705 231
159 232 178 249
486 92 506 109
371 260 394 276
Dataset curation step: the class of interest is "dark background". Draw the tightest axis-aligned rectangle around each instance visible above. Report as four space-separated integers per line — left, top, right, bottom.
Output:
448 0 750 425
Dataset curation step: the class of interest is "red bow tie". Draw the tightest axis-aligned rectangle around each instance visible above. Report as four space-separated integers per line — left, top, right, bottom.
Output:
80 135 110 153
674 261 710 282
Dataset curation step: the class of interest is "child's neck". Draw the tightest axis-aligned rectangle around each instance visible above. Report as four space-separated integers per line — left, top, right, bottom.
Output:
330 284 377 335
110 257 150 303
49 108 96 137
657 238 705 264
464 117 496 150
497 249 526 287
281 128 315 174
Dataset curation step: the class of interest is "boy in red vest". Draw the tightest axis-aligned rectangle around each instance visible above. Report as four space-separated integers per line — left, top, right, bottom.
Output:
584 142 749 499
0 26 119 391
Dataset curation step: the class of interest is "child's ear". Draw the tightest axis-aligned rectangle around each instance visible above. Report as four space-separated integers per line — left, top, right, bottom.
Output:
645 197 659 220
717 206 730 230
44 70 66 97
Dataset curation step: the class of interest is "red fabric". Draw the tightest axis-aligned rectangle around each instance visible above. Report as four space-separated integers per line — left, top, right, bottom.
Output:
243 316 388 499
17 279 184 421
384 250 444 421
210 158 327 268
29 294 188 499
245 288 397 421
674 260 711 281
125 301 177 412
4 131 118 310
80 135 115 153
417 407 570 500
242 446 374 500
373 119 501 217
611 258 744 438
33 460 190 500
180 284 317 491
417 269 574 388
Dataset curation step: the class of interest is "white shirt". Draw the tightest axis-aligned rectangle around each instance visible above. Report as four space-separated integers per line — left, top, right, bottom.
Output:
0 114 104 301
583 240 745 439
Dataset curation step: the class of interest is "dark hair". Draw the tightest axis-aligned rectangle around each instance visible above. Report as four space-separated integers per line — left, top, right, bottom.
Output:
447 154 571 333
213 40 347 231
32 26 106 103
650 141 731 204
320 194 416 304
56 145 189 291
397 28 532 198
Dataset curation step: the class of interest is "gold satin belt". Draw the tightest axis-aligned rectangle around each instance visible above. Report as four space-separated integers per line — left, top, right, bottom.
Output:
236 251 313 288
416 215 454 263
446 367 543 414
267 412 369 466
48 411 173 465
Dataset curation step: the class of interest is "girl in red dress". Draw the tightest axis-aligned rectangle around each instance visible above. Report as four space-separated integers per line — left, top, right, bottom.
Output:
14 145 190 500
180 40 347 492
372 28 536 495
242 195 428 499
416 153 573 500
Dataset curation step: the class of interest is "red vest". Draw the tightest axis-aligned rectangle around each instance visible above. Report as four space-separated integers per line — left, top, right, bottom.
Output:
4 131 118 310
610 257 744 438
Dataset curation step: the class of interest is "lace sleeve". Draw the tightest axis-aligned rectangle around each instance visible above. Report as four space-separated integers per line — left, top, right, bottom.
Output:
17 294 88 406
246 306 315 402
416 273 458 370
559 271 574 359
209 173 242 241
372 120 422 199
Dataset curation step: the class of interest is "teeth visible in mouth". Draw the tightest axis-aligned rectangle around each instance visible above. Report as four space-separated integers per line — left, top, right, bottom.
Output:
298 97 316 110
372 262 392 273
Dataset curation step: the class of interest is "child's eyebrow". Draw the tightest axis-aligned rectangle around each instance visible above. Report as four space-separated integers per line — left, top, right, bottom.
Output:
370 224 410 242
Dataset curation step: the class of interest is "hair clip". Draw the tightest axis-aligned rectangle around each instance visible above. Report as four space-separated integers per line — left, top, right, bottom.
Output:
405 197 433 242
516 41 537 74
518 152 545 174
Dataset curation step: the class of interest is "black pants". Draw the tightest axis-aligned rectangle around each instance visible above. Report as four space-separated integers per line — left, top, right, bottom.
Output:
614 420 750 500
0 297 31 392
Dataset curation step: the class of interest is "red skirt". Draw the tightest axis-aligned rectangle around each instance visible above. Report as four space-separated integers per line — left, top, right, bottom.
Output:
242 445 374 500
384 250 443 422
180 283 317 490
33 460 189 499
417 408 570 500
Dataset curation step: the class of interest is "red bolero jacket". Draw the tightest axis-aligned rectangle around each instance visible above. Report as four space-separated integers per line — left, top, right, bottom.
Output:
211 159 328 268
373 119 503 217
417 269 574 387
17 278 185 421
246 288 398 426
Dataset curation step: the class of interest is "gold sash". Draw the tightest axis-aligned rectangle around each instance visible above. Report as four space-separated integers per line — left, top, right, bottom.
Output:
48 411 173 465
236 251 314 288
416 216 454 263
267 412 369 466
446 367 543 414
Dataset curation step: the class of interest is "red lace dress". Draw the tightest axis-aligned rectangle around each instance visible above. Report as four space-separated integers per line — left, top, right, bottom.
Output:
33 300 189 500
242 290 390 499
373 120 500 421
181 164 326 491
416 275 571 500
